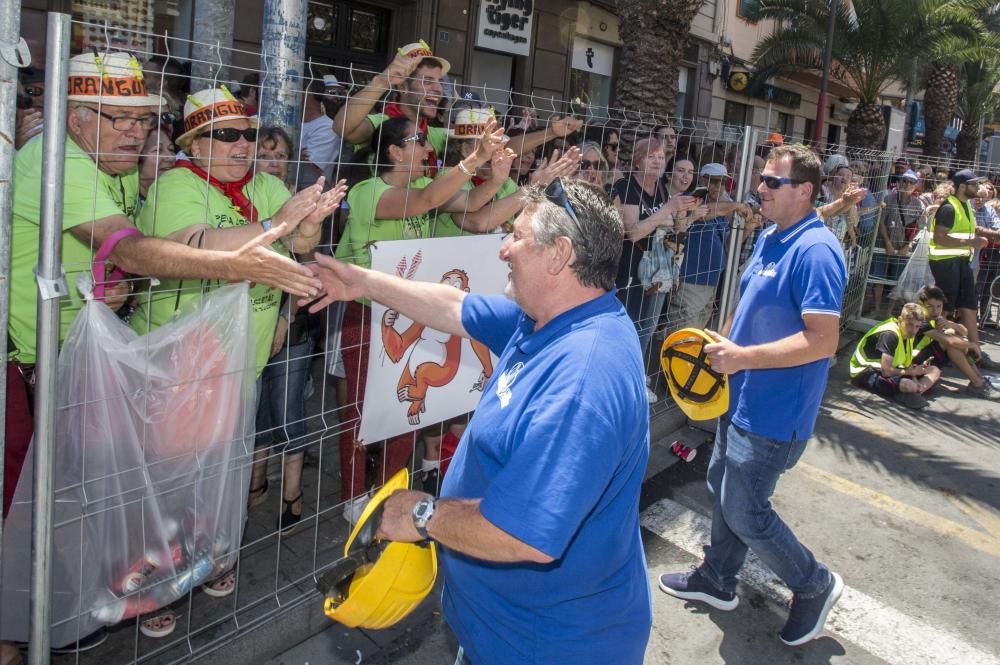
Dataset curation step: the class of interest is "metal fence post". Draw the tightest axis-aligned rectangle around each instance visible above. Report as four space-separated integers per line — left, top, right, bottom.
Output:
30 10 70 665
0 0 28 559
717 125 758 326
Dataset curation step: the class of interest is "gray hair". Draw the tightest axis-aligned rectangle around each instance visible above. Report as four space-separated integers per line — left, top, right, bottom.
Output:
522 179 622 291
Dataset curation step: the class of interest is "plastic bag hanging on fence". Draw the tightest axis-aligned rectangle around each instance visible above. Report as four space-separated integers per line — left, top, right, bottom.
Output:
0 283 255 647
890 230 935 302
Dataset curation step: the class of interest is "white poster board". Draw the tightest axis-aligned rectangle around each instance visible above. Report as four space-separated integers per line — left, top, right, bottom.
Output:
476 0 534 57
359 234 509 443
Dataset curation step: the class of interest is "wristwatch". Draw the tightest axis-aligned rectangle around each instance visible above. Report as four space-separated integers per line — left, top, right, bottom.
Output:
412 496 436 541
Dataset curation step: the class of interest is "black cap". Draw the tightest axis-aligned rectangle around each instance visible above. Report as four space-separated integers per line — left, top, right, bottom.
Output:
952 169 985 187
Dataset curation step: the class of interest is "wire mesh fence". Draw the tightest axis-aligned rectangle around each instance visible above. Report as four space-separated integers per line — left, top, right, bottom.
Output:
3 12 1000 665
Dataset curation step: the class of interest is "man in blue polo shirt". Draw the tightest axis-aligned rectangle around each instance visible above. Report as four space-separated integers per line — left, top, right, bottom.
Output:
306 178 651 665
659 144 846 646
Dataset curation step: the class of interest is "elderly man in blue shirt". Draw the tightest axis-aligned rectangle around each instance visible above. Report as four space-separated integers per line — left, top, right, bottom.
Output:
305 178 652 665
659 144 847 647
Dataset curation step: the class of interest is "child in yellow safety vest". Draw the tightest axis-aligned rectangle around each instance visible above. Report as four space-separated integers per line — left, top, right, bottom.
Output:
850 303 942 409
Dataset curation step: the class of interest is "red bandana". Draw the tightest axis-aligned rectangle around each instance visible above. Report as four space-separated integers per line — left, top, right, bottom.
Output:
384 102 439 177
175 159 259 224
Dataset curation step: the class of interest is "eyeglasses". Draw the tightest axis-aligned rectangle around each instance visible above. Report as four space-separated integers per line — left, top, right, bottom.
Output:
24 86 44 97
160 111 178 126
91 108 158 132
402 131 428 147
579 160 602 171
760 175 805 190
605 142 619 150
198 127 258 143
545 177 584 235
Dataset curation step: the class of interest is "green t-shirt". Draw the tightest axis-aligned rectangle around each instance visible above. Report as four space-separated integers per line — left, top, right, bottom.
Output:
131 168 291 375
433 176 520 237
8 135 141 364
336 176 436 270
365 113 448 154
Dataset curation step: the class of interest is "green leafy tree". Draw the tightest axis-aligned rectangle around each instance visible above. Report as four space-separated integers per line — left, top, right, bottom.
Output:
748 0 988 152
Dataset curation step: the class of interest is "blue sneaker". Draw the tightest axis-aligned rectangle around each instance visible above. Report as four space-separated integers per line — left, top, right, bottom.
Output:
780 572 844 646
658 567 738 611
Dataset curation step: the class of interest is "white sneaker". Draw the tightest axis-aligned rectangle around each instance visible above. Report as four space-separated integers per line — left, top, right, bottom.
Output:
342 493 370 524
646 386 659 403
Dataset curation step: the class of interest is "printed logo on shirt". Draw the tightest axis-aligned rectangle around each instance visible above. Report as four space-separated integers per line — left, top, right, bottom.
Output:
757 261 778 278
496 361 524 408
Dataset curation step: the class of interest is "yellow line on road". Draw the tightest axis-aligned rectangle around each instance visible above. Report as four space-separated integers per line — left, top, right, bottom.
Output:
794 462 1000 559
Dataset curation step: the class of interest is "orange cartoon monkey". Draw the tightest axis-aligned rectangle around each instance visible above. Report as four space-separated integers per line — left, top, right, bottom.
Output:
381 268 493 425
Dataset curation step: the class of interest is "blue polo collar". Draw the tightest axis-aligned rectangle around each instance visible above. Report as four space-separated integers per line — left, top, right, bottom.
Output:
772 211 824 244
515 290 619 355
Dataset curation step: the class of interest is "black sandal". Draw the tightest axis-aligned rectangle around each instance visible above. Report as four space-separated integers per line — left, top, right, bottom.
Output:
278 493 303 534
247 479 269 509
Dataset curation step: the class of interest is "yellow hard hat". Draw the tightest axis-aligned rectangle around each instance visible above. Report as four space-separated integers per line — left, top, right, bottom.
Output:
321 469 437 629
660 328 729 421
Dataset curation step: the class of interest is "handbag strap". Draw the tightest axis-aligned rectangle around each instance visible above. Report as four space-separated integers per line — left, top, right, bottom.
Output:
92 227 143 300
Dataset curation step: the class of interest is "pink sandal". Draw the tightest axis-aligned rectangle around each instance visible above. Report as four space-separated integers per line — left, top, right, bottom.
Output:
202 569 237 598
140 611 176 638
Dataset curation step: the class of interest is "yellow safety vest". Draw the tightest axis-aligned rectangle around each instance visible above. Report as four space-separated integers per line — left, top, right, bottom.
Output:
850 319 913 378
928 195 975 261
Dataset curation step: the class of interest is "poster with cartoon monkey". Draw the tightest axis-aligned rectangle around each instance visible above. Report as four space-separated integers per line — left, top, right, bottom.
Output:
359 234 508 443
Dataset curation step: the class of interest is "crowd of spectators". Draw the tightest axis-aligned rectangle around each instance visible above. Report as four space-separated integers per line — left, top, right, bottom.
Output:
5 40 1000 662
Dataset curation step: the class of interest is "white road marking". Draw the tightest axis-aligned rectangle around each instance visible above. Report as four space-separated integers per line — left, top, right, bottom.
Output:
641 497 1000 665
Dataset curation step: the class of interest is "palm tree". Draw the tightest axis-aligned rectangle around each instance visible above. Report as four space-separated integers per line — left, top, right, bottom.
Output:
955 58 1000 161
748 0 987 152
916 1 999 157
614 0 706 159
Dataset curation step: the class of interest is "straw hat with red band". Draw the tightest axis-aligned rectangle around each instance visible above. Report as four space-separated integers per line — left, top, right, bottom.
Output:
176 86 258 147
66 51 165 108
399 39 450 76
449 107 496 139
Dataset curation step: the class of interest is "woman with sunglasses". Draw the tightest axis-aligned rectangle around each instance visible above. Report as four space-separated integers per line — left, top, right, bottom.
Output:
129 89 345 619
575 141 610 193
333 114 505 521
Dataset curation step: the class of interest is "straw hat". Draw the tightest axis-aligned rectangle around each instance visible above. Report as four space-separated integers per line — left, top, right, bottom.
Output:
399 39 450 76
66 52 164 107
176 86 258 147
450 107 495 139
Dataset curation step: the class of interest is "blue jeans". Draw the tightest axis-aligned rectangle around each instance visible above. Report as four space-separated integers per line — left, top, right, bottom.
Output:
637 290 667 361
701 417 830 597
255 337 313 450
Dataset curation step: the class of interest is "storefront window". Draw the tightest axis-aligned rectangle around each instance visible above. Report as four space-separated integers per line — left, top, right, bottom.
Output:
73 0 153 52
724 100 749 127
571 36 616 119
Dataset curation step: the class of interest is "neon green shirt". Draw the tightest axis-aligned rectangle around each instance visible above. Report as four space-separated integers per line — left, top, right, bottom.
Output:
8 135 141 363
131 168 291 375
337 176 436 269
433 176 519 237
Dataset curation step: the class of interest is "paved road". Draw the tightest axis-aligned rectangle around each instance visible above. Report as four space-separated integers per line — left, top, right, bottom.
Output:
276 333 1000 665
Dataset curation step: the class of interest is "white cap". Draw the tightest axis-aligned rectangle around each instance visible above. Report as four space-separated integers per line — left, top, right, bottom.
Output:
700 163 729 178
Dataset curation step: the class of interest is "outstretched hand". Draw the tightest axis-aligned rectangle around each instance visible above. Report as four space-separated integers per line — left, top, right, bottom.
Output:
229 222 323 296
529 147 582 186
298 252 367 312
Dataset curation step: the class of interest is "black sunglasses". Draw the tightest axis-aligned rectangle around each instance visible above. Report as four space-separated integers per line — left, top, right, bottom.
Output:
160 111 178 126
545 177 583 232
760 175 805 190
199 127 258 143
402 131 428 147
605 142 619 149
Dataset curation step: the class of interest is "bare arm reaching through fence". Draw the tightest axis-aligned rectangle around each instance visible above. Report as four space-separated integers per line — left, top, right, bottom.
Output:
70 215 321 296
